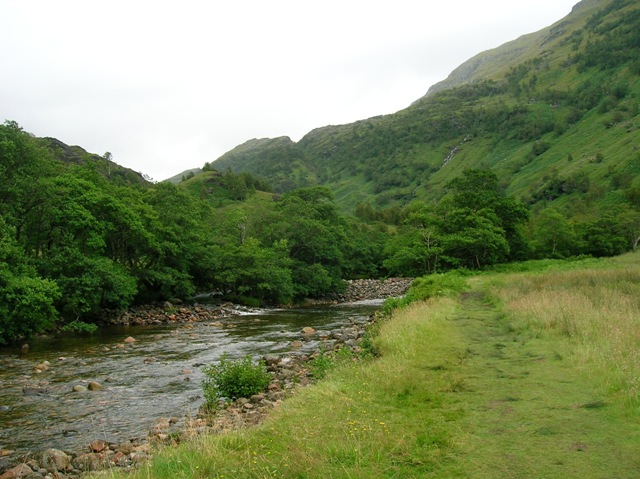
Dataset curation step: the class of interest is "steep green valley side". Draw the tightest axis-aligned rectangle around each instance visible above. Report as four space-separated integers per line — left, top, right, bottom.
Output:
208 0 640 217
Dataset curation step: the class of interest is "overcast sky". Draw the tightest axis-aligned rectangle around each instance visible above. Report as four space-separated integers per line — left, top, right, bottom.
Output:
1 0 580 181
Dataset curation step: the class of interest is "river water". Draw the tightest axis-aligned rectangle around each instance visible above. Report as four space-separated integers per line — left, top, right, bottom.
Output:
0 301 381 456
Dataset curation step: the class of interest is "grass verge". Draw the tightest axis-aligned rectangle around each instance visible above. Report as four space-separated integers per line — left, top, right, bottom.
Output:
93 254 640 479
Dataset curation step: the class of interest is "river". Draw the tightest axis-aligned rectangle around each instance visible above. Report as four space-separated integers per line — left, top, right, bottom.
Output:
0 301 381 457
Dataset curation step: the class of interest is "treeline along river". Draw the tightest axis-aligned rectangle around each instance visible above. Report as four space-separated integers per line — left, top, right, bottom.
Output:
0 300 382 460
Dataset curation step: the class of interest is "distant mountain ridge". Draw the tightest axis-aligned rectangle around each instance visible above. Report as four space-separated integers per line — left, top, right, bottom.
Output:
204 0 639 216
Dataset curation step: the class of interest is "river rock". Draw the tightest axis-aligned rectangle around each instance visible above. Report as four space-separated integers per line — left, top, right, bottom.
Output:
123 336 136 344
90 440 107 453
132 444 151 453
34 361 50 373
41 448 71 472
301 327 316 335
112 451 128 466
72 385 87 392
0 463 32 479
263 354 279 367
73 452 108 471
22 387 48 396
87 381 103 391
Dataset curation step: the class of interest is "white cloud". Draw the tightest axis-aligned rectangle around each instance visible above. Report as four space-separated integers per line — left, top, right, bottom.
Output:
0 0 580 180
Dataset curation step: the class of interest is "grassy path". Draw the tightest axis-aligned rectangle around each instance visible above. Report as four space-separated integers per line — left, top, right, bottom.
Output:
443 290 639 478
101 264 640 479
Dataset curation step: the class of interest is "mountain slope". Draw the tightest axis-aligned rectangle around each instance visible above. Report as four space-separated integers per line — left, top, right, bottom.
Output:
424 0 601 96
213 136 314 192
39 136 149 186
210 0 640 215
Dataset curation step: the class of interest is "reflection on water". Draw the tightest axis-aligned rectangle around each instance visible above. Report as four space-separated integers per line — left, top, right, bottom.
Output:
0 301 380 454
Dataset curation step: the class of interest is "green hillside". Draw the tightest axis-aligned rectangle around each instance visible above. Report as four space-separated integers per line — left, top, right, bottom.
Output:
423 0 602 95
213 137 314 192
39 136 149 186
208 0 640 215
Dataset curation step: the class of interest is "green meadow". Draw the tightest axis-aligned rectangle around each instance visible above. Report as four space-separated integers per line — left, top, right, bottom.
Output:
96 253 640 478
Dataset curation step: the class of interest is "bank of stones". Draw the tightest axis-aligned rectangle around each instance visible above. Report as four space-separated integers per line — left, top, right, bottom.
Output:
1 280 407 478
103 302 254 327
330 277 413 303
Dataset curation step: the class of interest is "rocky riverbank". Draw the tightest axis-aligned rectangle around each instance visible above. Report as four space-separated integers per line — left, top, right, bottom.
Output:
101 302 256 327
0 312 380 479
1 278 410 478
330 277 413 303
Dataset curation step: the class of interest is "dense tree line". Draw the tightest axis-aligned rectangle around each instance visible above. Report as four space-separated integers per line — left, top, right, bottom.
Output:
372 169 640 276
2 120 639 344
0 122 385 343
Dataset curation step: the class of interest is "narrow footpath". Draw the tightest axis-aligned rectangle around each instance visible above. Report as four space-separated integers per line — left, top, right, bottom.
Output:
440 290 639 478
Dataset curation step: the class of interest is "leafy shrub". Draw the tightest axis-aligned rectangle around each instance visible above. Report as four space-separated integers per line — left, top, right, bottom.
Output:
309 349 336 380
60 320 98 334
202 354 271 407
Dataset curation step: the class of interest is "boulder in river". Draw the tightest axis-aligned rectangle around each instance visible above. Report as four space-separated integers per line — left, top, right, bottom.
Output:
33 361 50 373
123 336 136 344
88 381 103 391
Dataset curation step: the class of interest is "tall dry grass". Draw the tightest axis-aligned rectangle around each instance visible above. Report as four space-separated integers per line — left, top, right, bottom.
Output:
488 260 640 405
